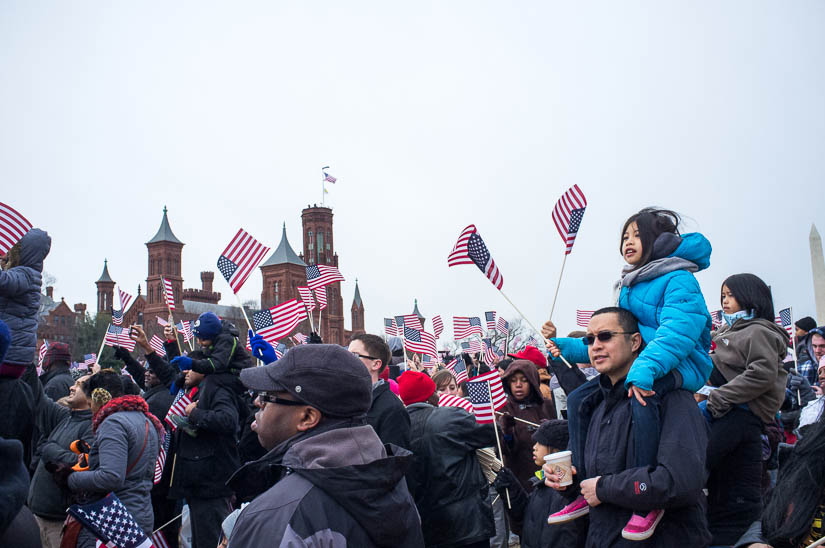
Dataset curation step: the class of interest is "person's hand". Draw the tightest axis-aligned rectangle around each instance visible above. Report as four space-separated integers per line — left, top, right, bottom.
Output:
545 339 561 358
309 332 323 344
787 374 805 392
541 320 557 340
492 467 520 493
129 325 151 353
249 330 278 364
164 325 176 341
628 385 655 406
544 464 576 491
813 385 824 397
45 461 74 489
171 356 192 371
745 544 773 548
499 413 516 432
113 346 131 361
580 476 602 507
184 401 197 416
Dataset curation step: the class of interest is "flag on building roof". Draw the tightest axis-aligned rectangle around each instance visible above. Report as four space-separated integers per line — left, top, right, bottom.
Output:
710 309 723 329
161 277 175 311
453 316 483 339
253 300 307 344
461 340 482 354
576 310 594 328
314 287 327 310
438 393 474 413
775 308 793 336
68 493 152 548
217 228 271 294
38 340 48 367
384 318 399 337
402 326 438 358
149 335 167 357
552 184 587 255
466 371 508 423
165 390 193 430
485 311 497 331
104 326 136 351
432 315 444 339
496 317 509 336
118 287 133 313
306 264 345 291
111 308 124 326
447 224 504 289
297 286 316 312
323 172 337 183
445 358 469 384
402 314 422 331
154 432 170 485
0 201 32 256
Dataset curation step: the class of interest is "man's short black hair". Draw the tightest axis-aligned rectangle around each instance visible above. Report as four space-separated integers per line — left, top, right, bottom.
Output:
83 369 124 399
350 333 391 373
591 307 640 335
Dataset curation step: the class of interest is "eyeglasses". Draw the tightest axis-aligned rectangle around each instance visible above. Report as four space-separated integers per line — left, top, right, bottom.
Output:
254 392 308 407
351 352 380 361
581 331 636 345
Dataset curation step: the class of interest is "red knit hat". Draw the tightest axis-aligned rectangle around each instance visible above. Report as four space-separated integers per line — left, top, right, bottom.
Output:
508 345 547 369
398 371 436 406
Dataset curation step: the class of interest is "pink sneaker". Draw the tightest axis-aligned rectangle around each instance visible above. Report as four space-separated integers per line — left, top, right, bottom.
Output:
621 509 665 541
547 495 590 524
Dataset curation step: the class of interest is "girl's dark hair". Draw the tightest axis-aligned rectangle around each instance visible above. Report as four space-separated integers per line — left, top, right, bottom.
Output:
762 416 825 545
620 208 681 268
82 369 124 399
431 369 455 389
721 273 775 322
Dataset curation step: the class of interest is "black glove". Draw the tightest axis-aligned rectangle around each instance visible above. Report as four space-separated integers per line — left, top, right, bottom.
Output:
309 332 323 344
113 346 131 361
492 467 528 518
499 413 516 432
788 374 805 391
45 461 75 489
492 466 519 491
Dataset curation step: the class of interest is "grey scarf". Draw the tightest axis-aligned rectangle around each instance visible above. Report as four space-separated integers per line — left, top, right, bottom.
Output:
612 257 699 304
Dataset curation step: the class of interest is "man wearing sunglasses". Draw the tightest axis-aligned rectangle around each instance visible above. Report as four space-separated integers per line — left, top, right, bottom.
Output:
226 344 424 548
544 307 711 547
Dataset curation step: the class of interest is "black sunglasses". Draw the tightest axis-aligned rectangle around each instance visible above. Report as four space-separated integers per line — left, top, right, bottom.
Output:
254 392 308 407
351 352 380 361
581 331 636 345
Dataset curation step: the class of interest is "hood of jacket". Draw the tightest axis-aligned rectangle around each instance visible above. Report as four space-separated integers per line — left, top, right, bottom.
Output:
619 233 711 288
14 228 51 272
501 359 544 405
799 327 825 364
670 232 711 271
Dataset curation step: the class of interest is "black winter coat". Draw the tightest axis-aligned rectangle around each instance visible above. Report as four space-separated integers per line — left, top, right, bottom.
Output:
120 350 176 424
406 403 496 548
583 375 711 548
189 321 251 375
0 377 34 461
367 381 411 449
502 474 586 548
40 364 73 401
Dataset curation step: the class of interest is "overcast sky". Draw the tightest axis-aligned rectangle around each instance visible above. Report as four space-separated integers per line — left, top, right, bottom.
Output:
2 1 824 343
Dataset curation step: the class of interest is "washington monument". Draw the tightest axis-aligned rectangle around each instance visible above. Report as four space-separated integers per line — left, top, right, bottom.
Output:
812 224 825 325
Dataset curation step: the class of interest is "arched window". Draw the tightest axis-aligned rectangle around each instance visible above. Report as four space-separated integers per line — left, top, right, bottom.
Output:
317 232 324 264
166 258 171 274
149 286 154 303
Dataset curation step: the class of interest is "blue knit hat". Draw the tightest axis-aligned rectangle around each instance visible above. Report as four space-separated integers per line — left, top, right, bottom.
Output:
0 320 10 364
193 312 222 340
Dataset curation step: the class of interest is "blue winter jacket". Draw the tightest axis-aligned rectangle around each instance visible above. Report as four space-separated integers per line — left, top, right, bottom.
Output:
555 232 713 392
0 229 51 365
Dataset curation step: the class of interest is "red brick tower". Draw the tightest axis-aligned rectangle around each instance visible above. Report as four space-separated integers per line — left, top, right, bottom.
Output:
301 205 344 344
144 207 184 332
259 224 313 334
95 259 115 313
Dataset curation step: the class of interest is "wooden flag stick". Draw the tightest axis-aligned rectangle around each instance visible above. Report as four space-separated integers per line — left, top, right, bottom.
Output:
548 254 568 323
494 411 541 428
233 293 254 332
499 290 574 369
805 535 825 548
94 324 110 369
167 309 184 356
487 381 510 509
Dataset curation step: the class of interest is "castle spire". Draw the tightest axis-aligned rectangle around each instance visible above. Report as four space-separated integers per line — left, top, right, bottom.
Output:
147 206 183 245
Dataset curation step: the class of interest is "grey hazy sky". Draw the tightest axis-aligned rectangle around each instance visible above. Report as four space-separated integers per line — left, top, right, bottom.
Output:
2 1 824 342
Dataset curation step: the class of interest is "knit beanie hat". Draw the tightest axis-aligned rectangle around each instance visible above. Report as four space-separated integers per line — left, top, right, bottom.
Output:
398 371 436 405
43 342 71 369
796 316 817 333
193 312 222 340
532 419 569 450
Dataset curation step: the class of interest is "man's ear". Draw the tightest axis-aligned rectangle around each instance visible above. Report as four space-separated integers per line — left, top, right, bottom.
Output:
630 332 643 354
296 406 323 432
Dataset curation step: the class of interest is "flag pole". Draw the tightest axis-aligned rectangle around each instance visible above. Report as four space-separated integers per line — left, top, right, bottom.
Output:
499 289 574 369
167 308 184 356
487 380 511 509
94 324 110 369
548 254 568 323
790 306 801 405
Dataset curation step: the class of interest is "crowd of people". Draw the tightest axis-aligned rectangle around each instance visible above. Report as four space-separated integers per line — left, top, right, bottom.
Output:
1 208 824 548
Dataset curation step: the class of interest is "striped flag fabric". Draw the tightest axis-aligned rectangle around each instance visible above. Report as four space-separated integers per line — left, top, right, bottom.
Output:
297 286 316 312
305 264 345 291
156 316 170 327
314 287 327 310
421 354 438 369
576 310 594 328
68 493 152 548
0 201 32 255
111 308 124 326
482 338 497 364
485 311 497 331
118 287 133 313
447 224 504 290
152 530 170 548
176 321 193 342
496 317 509 336
153 432 170 484
438 393 474 413
466 371 508 423
217 229 271 294
453 316 483 339
149 335 167 357
253 300 307 344
274 342 288 360
445 358 469 384
80 354 96 369
165 390 193 429
402 326 438 358
323 172 337 183
104 326 136 351
432 315 444 339
161 277 175 311
511 335 522 350
775 308 793 336
394 316 406 329
38 340 49 367
292 333 309 345
710 309 723 329
552 184 588 255
461 340 482 354
402 314 422 331
384 318 399 337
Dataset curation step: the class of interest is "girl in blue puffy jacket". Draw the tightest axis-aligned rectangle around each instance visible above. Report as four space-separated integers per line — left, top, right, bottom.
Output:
545 208 712 541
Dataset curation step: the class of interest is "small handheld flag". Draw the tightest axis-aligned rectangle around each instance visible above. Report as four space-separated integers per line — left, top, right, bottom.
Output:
447 224 503 289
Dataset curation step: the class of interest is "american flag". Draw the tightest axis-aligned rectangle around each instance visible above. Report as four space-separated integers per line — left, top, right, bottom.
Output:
576 309 594 328
384 318 399 337
274 342 288 360
394 316 406 329
305 264 345 291
297 286 316 312
161 277 175 311
447 225 504 290
80 354 96 369
156 316 170 327
111 308 124 326
438 393 474 413
153 432 170 485
38 340 49 367
421 354 438 369
511 335 522 350
482 338 497 364
118 287 133 313
775 307 793 336
454 316 483 339
496 317 509 336
0 201 32 255
461 340 482 354
445 358 469 384
104 326 136 351
292 333 309 345
431 315 444 339
402 326 438 358
485 311 497 331
149 335 167 357
68 493 153 548
402 314 422 331
466 371 508 423
314 287 328 310
552 185 587 255
217 229 271 294
709 309 723 329
165 390 193 429
176 321 193 343
323 172 337 183
151 530 170 548
253 300 307 344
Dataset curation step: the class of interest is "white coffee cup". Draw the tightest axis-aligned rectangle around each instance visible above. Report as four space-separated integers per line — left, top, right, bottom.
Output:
544 450 573 487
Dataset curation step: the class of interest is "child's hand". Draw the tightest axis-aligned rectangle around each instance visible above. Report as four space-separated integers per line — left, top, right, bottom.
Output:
628 385 655 406
545 339 561 358
544 464 576 491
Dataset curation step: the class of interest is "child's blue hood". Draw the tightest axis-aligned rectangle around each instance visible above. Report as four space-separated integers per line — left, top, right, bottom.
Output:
670 232 711 271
